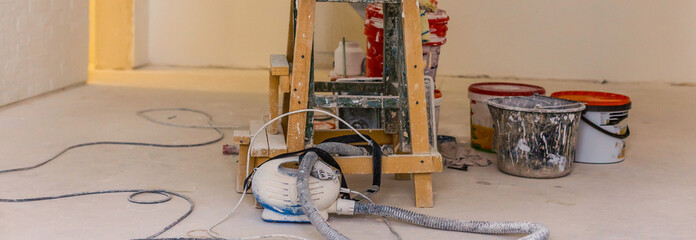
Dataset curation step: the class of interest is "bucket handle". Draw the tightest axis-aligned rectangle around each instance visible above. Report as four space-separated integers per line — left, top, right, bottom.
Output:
581 116 630 139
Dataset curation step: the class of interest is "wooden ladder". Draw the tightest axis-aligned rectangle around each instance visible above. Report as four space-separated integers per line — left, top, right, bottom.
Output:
236 0 442 208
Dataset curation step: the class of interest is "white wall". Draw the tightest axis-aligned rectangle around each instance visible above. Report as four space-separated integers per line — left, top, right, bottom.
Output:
437 0 696 82
146 1 696 83
0 0 89 106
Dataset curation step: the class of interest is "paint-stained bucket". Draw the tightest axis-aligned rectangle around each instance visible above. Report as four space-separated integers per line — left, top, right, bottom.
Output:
551 91 631 164
468 82 546 153
364 4 450 79
487 95 585 178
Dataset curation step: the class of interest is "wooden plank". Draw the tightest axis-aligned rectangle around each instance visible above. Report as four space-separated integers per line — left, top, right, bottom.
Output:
236 144 251 193
232 130 251 145
403 0 429 154
268 126 288 158
270 54 290 76
250 154 439 175
313 129 393 145
280 75 291 93
286 0 317 152
286 0 296 62
413 173 434 208
336 154 436 174
250 120 270 157
269 72 280 134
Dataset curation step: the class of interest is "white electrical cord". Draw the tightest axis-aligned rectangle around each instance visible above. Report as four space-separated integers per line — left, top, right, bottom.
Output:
206 109 372 239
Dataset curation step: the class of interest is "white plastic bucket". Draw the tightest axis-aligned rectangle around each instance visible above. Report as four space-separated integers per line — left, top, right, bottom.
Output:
551 91 632 164
575 111 630 163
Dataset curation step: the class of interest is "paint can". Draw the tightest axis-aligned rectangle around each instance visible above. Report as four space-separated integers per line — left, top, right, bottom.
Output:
363 4 450 80
487 95 585 178
551 91 631 164
422 9 449 82
364 4 384 78
468 82 546 153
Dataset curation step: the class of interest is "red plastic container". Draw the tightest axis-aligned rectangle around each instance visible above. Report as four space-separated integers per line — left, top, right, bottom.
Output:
365 4 450 77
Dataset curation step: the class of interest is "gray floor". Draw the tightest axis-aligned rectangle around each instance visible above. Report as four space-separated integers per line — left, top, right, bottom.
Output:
0 77 694 239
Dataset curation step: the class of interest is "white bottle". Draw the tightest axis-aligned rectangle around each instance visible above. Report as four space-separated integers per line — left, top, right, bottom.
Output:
333 41 366 77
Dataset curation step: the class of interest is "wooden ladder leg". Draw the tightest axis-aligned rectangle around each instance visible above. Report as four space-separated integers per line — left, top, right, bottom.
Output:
236 143 251 193
403 0 432 207
286 0 316 152
413 173 434 208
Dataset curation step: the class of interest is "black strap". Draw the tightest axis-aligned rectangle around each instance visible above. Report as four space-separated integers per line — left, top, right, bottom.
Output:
321 134 382 196
581 116 630 139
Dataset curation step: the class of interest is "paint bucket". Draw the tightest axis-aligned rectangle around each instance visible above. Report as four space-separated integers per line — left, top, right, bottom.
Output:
551 91 631 164
487 95 585 178
434 89 443 132
364 4 384 78
468 82 546 153
364 4 450 79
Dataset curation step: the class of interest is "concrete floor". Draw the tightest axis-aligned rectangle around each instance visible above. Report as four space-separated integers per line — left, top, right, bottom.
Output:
0 73 694 239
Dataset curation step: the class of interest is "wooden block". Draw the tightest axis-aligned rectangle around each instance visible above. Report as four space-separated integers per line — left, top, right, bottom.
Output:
279 75 291 93
268 127 288 158
269 72 280 134
413 173 434 208
232 130 251 145
281 92 291 137
431 151 444 172
236 143 251 193
250 120 269 157
270 54 290 76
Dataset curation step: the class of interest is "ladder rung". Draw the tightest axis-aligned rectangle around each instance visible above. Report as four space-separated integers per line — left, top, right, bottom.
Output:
314 81 384 93
315 95 401 108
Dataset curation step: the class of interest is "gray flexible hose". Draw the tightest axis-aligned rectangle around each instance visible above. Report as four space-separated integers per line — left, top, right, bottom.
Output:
296 143 549 240
296 143 368 240
353 203 549 240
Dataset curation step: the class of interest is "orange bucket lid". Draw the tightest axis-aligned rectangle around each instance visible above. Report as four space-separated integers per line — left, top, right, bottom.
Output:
551 91 631 111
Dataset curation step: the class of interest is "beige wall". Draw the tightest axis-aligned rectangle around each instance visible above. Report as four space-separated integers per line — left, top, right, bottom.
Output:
134 0 150 67
147 1 364 69
1 0 89 106
146 1 696 83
